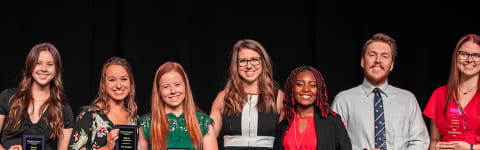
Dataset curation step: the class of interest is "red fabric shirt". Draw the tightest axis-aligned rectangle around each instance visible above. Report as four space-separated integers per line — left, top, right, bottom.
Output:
283 116 317 150
424 86 480 144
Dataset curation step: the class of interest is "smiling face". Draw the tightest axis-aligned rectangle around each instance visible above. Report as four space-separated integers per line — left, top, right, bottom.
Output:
159 71 186 110
457 41 480 77
105 65 131 102
32 51 56 87
237 48 263 84
294 71 317 107
361 41 394 87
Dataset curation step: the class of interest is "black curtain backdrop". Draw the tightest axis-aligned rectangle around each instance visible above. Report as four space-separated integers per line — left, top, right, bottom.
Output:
1 0 479 131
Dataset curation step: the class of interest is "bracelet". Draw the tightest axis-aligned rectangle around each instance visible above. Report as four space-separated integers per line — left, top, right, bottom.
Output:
471 144 474 150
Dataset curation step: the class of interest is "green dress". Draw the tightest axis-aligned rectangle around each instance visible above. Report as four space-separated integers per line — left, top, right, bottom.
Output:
139 112 213 150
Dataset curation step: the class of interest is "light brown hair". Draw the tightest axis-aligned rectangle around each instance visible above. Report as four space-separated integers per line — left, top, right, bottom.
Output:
223 39 278 115
85 57 137 121
362 33 397 60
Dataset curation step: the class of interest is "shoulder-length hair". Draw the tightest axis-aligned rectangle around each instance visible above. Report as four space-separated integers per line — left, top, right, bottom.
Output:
85 57 137 120
445 34 480 114
223 39 278 115
150 61 202 150
5 43 66 139
283 66 336 126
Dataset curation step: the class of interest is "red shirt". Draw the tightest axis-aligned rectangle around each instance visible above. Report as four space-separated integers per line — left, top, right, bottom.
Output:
424 86 480 144
283 116 317 150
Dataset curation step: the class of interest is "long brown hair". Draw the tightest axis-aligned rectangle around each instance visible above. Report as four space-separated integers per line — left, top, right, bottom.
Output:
223 39 278 115
445 34 480 114
150 61 202 150
85 57 137 121
5 43 66 139
283 66 335 126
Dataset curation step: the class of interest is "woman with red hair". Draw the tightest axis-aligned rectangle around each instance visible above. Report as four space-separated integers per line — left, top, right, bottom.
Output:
424 34 480 150
138 61 217 150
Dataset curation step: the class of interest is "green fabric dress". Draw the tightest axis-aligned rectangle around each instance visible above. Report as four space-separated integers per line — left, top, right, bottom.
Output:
139 112 213 150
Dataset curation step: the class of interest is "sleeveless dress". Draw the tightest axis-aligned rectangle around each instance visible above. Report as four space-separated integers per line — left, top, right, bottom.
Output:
220 94 279 150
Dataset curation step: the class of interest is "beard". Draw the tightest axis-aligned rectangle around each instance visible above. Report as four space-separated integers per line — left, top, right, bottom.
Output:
364 69 390 87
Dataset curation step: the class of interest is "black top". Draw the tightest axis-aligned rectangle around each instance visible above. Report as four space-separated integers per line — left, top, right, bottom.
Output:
0 88 74 150
273 108 352 150
219 89 280 150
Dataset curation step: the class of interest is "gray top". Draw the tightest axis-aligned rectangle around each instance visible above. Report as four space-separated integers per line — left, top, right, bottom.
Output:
332 79 429 150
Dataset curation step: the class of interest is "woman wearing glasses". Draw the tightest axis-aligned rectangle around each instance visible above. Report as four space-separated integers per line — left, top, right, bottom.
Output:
424 34 480 150
210 39 284 150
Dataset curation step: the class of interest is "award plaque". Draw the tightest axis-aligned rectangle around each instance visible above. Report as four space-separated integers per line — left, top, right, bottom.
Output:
23 135 44 150
115 125 137 150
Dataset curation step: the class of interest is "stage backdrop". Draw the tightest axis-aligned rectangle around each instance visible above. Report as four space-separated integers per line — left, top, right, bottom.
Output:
1 0 479 130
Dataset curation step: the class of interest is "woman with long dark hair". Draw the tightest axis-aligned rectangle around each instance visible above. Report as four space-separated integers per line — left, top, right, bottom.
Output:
0 43 74 150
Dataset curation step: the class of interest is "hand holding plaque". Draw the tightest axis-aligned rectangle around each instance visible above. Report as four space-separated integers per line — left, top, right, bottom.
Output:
115 125 137 150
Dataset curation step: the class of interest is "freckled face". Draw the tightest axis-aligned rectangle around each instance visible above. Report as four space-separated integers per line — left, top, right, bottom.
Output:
159 71 186 109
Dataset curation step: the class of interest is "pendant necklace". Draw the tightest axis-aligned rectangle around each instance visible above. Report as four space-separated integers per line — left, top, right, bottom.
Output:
294 116 310 150
460 86 475 95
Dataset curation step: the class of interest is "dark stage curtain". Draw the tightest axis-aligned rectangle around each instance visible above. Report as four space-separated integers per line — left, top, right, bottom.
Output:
1 0 479 130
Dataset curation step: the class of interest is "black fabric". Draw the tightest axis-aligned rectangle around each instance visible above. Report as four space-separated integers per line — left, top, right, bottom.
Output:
219 89 280 150
0 88 74 150
273 108 352 150
68 109 114 150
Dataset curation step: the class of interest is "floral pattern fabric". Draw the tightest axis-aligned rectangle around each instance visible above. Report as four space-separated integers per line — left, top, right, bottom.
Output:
139 112 214 150
68 109 137 150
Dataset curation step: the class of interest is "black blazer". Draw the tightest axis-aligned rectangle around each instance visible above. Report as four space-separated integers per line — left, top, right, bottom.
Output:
273 108 352 150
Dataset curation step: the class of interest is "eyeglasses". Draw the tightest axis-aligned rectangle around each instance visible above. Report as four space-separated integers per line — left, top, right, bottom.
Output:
237 57 262 67
457 51 480 62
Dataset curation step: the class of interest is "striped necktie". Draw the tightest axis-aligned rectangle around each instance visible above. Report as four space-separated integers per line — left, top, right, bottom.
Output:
374 88 386 150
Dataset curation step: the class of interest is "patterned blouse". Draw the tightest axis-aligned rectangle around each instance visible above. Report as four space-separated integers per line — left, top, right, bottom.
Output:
139 112 213 150
68 109 137 150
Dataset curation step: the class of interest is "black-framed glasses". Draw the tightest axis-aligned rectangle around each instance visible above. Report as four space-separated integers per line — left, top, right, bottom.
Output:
237 57 262 67
457 51 480 62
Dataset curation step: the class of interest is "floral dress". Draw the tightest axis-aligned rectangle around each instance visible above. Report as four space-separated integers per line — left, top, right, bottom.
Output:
69 109 137 150
139 112 213 150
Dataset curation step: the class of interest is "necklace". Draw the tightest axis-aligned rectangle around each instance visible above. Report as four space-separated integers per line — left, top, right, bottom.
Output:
459 86 476 95
293 116 310 150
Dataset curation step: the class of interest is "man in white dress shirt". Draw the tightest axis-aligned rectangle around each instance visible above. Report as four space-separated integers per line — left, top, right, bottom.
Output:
331 33 429 150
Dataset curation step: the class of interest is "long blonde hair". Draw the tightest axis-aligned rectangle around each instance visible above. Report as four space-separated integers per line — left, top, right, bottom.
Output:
223 39 278 116
150 61 202 150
